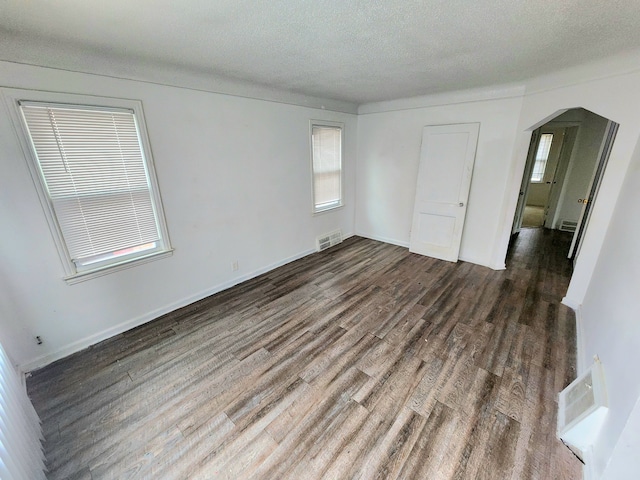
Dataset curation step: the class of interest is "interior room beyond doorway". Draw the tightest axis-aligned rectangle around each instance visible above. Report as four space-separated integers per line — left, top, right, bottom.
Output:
513 107 616 261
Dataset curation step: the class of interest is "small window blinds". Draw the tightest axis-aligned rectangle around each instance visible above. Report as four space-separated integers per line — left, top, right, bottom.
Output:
20 103 163 269
531 133 554 183
311 125 342 212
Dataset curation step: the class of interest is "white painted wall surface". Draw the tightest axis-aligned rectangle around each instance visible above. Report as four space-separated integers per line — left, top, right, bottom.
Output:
495 54 640 479
601 395 640 479
495 60 640 310
525 183 550 207
578 137 640 478
554 111 608 226
355 91 524 268
0 61 357 369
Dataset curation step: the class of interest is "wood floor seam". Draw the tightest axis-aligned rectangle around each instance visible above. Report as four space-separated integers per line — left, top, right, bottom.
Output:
28 230 582 480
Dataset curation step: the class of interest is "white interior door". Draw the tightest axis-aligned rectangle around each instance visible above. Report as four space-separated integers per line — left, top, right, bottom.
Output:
512 129 541 234
409 123 479 262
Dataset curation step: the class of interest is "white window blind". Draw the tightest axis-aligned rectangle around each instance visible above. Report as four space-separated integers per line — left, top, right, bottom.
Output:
531 133 554 183
0 342 46 480
20 103 165 271
311 124 342 212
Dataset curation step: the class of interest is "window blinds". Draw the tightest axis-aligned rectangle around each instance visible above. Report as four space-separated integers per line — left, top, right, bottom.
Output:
312 125 342 211
531 133 554 182
20 103 160 266
0 342 46 480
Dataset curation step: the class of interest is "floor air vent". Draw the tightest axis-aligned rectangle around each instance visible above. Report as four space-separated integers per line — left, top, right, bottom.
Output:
316 230 343 252
559 220 578 232
557 359 608 458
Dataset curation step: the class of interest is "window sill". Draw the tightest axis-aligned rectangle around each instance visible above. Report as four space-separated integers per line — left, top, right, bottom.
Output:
64 249 174 285
313 203 344 216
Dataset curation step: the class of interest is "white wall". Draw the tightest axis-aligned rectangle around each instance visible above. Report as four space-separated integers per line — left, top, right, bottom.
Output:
579 136 640 478
355 89 524 268
356 52 640 479
602 395 640 479
0 61 357 370
495 54 640 479
555 111 608 226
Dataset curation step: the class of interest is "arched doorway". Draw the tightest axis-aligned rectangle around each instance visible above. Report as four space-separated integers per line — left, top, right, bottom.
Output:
511 108 618 262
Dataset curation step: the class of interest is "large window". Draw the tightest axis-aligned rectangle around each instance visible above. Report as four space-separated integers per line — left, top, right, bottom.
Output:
14 95 171 283
530 133 554 183
311 122 343 213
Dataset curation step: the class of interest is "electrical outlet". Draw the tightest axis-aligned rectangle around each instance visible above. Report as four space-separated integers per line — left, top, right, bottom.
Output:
232 260 239 271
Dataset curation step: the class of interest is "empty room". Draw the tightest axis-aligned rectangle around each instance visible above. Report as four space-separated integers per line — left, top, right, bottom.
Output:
2 1 640 479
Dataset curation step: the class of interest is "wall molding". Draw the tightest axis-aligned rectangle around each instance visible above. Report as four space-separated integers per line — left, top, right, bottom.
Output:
0 59 358 115
358 83 526 115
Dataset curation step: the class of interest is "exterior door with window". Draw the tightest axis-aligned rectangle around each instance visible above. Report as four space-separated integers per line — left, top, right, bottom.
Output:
512 129 541 234
409 123 479 262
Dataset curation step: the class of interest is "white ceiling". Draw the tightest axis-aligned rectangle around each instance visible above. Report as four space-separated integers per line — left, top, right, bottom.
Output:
2 0 640 105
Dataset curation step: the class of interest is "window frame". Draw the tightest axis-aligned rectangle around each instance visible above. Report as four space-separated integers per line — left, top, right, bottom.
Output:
3 89 173 284
309 120 344 214
530 133 554 184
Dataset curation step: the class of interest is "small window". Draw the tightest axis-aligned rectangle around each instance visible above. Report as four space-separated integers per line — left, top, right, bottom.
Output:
18 100 171 282
311 123 343 213
531 133 554 183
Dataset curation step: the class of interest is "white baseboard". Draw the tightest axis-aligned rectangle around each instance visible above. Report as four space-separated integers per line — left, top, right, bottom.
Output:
562 295 581 310
354 232 502 270
21 246 317 372
356 232 410 248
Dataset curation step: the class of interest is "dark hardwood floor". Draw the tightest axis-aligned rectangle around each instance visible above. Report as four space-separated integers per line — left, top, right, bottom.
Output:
27 228 582 479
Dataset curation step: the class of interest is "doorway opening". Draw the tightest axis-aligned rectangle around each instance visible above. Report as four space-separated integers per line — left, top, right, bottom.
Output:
511 108 618 262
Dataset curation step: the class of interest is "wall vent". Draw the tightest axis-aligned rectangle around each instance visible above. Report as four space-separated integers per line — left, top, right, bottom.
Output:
559 220 578 232
558 359 608 458
316 230 343 252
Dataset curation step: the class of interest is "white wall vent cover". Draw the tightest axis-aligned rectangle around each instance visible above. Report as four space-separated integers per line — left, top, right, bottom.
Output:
559 220 578 232
558 359 608 455
316 230 343 252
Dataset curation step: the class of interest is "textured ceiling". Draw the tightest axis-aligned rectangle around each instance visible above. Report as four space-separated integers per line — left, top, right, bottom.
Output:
2 0 640 104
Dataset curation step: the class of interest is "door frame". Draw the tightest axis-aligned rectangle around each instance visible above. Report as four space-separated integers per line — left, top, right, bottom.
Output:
569 120 619 260
511 129 541 234
544 124 580 229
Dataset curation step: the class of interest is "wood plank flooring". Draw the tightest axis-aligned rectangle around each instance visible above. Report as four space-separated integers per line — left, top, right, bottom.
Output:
27 228 582 479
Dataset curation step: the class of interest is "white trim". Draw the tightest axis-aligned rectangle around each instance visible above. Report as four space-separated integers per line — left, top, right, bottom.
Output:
310 120 345 214
356 232 410 248
582 446 596 480
0 59 359 115
573 304 589 376
2 88 173 282
21 246 318 372
562 296 581 310
64 249 174 285
358 83 526 115
353 233 505 270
